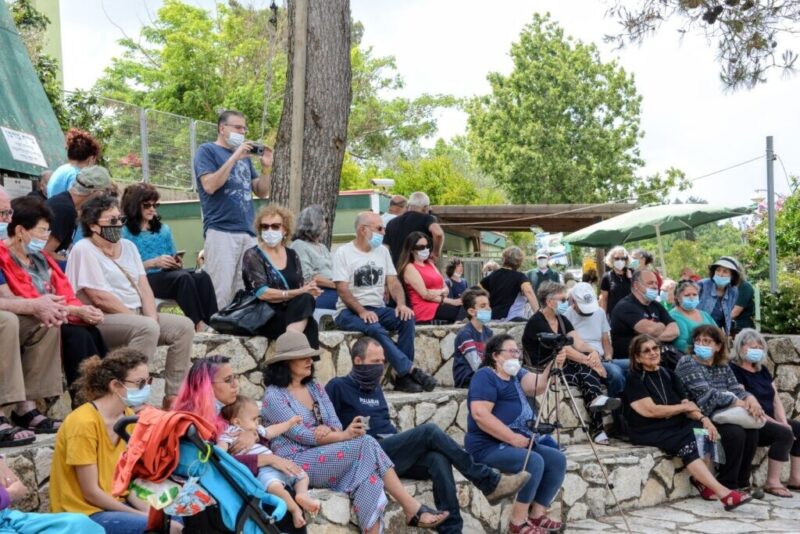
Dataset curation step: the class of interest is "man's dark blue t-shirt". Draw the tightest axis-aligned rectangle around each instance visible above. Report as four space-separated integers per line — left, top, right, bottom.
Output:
193 142 258 236
325 375 397 439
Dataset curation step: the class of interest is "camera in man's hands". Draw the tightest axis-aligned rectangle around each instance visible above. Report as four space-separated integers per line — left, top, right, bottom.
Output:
248 142 266 156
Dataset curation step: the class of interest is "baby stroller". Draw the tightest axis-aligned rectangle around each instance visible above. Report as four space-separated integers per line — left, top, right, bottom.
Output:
113 413 288 534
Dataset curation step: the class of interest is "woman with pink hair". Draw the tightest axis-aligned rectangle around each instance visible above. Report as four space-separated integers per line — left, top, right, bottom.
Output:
172 355 307 533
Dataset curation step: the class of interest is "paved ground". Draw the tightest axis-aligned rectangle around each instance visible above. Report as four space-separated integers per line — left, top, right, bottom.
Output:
565 492 800 533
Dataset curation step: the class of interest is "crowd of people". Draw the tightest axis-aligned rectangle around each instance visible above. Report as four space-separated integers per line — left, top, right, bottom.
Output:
0 110 791 534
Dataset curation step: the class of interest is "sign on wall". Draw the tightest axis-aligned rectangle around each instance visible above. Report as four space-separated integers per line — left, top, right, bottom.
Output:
1 126 47 168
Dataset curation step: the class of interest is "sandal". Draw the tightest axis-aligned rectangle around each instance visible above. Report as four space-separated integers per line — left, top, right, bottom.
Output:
10 409 61 434
592 431 610 445
0 417 35 448
690 476 717 501
787 484 800 492
407 504 448 529
721 490 752 511
764 485 794 498
527 514 564 532
508 520 546 534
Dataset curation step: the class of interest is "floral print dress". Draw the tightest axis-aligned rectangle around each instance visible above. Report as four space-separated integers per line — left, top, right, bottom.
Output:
262 381 393 532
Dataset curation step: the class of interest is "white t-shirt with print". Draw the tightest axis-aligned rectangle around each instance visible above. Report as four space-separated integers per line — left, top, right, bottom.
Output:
67 238 146 310
562 307 611 356
331 241 396 312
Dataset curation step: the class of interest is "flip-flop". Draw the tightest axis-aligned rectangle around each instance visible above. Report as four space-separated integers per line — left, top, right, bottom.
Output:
764 485 794 498
407 504 449 529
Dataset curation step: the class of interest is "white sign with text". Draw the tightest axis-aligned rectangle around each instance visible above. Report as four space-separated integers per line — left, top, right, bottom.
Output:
1 126 47 168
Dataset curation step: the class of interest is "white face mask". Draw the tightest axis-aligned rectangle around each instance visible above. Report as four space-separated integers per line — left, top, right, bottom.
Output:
502 358 521 376
262 229 283 247
227 131 245 148
537 259 548 269
416 248 431 261
613 259 626 271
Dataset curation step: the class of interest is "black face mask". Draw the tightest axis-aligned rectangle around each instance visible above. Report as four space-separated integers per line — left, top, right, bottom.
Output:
349 363 384 392
96 225 122 243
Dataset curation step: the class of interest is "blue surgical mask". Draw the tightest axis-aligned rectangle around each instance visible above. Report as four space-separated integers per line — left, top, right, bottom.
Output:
713 275 731 287
0 222 7 240
227 132 245 148
681 297 699 310
694 345 714 360
745 348 764 363
659 291 668 302
476 309 492 324
368 231 383 250
556 301 570 315
644 288 659 302
629 259 640 270
123 385 151 408
26 237 47 254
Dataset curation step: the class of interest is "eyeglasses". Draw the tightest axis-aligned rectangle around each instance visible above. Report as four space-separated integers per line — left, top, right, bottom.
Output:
360 224 384 232
260 223 283 231
312 401 323 425
99 216 127 226
224 123 248 133
0 209 13 218
499 349 522 356
694 338 716 345
639 346 660 355
141 202 160 210
213 374 239 385
412 244 429 251
123 376 153 390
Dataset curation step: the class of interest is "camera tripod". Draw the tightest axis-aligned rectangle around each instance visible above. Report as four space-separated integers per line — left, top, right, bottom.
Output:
521 355 633 534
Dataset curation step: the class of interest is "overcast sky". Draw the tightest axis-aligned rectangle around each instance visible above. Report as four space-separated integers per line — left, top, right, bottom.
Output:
58 0 800 206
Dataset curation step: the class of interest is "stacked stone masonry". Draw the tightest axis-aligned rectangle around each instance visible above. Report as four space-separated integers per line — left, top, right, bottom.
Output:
7 326 800 532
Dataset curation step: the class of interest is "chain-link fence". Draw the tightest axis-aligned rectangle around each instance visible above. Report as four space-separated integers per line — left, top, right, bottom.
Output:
65 93 218 194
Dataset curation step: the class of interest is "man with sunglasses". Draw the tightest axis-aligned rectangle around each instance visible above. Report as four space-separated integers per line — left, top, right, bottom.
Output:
44 165 111 265
194 110 274 309
332 211 437 393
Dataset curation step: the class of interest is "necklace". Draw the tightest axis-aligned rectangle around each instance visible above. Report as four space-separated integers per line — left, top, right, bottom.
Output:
646 370 669 405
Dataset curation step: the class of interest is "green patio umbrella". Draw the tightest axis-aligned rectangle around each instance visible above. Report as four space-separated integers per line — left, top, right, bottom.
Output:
563 203 753 276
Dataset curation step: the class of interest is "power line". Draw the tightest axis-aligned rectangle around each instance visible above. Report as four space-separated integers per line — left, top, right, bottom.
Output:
437 154 766 227
776 154 795 193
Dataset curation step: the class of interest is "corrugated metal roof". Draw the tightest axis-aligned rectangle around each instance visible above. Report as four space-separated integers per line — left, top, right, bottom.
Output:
0 2 65 176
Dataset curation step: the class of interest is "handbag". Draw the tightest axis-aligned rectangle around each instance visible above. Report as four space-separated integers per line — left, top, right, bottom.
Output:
209 289 274 336
711 405 766 429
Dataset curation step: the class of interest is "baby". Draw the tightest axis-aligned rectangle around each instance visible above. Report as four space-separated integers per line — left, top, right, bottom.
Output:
217 395 320 528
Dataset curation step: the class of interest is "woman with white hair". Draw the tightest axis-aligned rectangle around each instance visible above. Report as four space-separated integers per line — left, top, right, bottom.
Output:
599 246 633 316
290 204 337 311
730 328 800 496
480 247 539 321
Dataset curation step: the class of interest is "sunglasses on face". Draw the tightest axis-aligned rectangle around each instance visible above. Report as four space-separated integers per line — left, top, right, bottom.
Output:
260 223 283 231
141 202 160 210
412 244 429 251
99 216 127 226
123 376 153 390
613 256 628 261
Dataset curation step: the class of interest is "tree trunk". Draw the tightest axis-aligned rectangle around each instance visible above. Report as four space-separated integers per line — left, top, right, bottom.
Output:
270 0 351 246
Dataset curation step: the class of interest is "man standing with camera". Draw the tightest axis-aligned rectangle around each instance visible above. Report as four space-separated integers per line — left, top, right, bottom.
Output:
194 110 273 309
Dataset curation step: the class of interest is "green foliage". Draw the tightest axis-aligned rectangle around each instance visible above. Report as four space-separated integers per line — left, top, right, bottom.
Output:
10 0 65 127
466 13 687 205
758 266 800 334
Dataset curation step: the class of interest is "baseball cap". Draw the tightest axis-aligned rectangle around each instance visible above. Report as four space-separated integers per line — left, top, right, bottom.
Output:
71 165 112 195
536 251 548 259
570 282 599 314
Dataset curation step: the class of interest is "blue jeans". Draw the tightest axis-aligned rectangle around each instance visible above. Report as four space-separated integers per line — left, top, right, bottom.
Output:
479 442 566 506
335 306 415 375
602 358 630 398
89 511 148 534
379 424 499 534
316 288 338 310
0 509 104 534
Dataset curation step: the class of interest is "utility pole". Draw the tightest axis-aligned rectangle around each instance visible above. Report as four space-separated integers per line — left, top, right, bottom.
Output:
288 0 308 215
766 136 777 293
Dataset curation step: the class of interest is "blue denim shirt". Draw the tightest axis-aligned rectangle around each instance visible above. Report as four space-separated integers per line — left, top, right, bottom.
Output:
697 278 738 334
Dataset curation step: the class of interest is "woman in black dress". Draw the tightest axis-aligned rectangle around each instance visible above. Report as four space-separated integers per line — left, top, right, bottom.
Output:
624 334 751 511
242 205 321 348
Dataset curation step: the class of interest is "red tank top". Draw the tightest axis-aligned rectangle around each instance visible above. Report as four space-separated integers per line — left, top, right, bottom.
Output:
406 261 445 322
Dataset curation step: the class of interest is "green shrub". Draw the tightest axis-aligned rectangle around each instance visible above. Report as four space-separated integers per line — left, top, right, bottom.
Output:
758 268 800 334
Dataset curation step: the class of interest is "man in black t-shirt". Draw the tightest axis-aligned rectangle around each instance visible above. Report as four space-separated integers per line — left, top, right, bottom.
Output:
610 270 678 359
384 191 444 266
44 165 111 263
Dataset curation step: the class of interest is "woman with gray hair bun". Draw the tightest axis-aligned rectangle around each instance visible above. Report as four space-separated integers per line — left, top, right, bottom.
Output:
730 328 800 497
479 247 539 321
290 205 337 311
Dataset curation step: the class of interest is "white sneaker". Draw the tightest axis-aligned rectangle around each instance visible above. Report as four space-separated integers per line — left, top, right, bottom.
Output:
589 395 621 412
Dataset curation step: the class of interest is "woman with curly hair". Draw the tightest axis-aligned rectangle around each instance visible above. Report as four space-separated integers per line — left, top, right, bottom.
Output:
48 128 102 197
